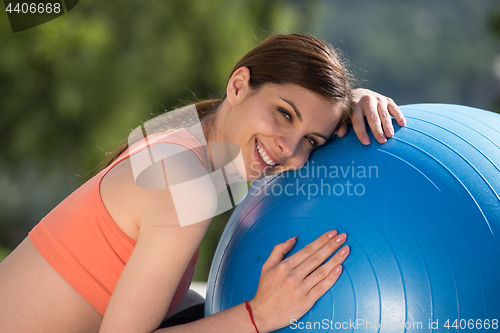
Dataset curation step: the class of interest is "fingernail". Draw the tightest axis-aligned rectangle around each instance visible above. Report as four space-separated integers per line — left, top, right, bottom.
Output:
378 134 387 143
362 136 370 145
400 118 406 126
333 265 343 275
286 236 298 243
335 233 347 243
327 230 338 239
338 246 350 257
385 128 393 136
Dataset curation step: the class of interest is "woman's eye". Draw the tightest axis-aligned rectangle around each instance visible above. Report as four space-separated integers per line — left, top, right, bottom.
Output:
307 136 317 147
278 107 292 122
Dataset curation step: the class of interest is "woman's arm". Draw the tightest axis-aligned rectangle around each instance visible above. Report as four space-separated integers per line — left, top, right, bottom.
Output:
337 88 406 144
99 146 349 333
98 147 215 332
158 231 348 333
100 216 209 332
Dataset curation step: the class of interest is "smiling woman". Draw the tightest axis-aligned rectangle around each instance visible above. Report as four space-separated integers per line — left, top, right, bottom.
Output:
200 34 352 183
0 34 404 333
217 81 343 181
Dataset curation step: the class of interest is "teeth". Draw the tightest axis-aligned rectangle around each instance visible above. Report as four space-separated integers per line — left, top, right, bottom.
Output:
256 141 276 166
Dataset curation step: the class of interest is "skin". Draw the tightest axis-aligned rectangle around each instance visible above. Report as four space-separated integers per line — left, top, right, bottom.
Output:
0 66 404 333
209 67 343 182
337 88 405 144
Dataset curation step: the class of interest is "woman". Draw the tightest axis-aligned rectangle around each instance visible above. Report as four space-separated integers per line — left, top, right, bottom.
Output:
0 34 404 332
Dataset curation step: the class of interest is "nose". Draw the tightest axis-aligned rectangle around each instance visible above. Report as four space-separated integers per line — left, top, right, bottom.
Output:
276 134 300 158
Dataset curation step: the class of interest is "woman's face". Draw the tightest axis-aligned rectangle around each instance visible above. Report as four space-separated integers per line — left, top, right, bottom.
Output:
222 80 343 182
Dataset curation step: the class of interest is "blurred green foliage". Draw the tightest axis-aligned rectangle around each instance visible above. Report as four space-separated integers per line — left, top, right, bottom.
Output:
0 247 10 263
0 0 499 280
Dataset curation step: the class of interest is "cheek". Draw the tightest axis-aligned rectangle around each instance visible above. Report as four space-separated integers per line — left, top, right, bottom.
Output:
256 109 282 132
235 113 278 143
288 148 313 170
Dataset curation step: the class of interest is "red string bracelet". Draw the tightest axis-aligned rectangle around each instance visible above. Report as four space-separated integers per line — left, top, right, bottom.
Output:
244 300 260 333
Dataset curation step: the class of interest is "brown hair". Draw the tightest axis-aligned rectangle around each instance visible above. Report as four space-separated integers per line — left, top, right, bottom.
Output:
231 34 352 113
88 34 352 179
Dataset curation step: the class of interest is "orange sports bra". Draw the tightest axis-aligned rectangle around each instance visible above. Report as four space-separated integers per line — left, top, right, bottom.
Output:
29 128 206 317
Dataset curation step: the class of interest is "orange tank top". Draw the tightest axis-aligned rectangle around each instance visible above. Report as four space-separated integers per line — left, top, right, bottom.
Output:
29 128 206 317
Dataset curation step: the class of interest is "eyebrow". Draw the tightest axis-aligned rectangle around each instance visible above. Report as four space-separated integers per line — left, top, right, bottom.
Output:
280 97 329 142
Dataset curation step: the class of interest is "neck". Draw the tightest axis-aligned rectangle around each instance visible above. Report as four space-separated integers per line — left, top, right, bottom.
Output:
199 100 245 191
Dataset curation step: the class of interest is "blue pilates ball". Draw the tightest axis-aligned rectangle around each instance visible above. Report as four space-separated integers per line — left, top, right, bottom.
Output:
206 104 500 332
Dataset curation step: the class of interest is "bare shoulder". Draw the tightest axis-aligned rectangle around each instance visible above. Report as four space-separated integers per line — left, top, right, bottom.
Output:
99 146 217 331
100 143 217 238
100 157 143 241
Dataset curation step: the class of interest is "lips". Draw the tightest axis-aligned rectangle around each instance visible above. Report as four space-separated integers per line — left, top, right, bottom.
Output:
254 138 280 169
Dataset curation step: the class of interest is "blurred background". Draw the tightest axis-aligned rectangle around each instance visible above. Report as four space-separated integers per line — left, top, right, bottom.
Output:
1 0 499 281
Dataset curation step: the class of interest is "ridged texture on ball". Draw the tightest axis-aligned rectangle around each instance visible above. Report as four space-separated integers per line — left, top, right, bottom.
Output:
206 104 500 332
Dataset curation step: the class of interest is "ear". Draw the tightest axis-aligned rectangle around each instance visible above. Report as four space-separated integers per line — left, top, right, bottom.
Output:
226 67 251 106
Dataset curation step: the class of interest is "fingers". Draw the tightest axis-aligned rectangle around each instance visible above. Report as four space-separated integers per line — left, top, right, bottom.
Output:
282 230 338 269
387 98 406 127
302 243 349 290
252 231 349 330
302 243 349 304
336 122 349 138
306 265 343 303
362 96 387 144
350 88 406 145
351 99 371 145
295 233 347 281
262 236 298 270
377 100 393 139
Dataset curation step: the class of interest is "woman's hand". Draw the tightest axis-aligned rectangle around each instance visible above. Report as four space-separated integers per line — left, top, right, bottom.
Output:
249 230 349 332
337 88 406 145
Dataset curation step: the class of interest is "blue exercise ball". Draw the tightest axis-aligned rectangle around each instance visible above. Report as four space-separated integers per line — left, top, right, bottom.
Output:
206 104 500 332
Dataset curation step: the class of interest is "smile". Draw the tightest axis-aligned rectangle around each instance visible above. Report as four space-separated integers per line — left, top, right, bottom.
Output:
256 140 278 167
